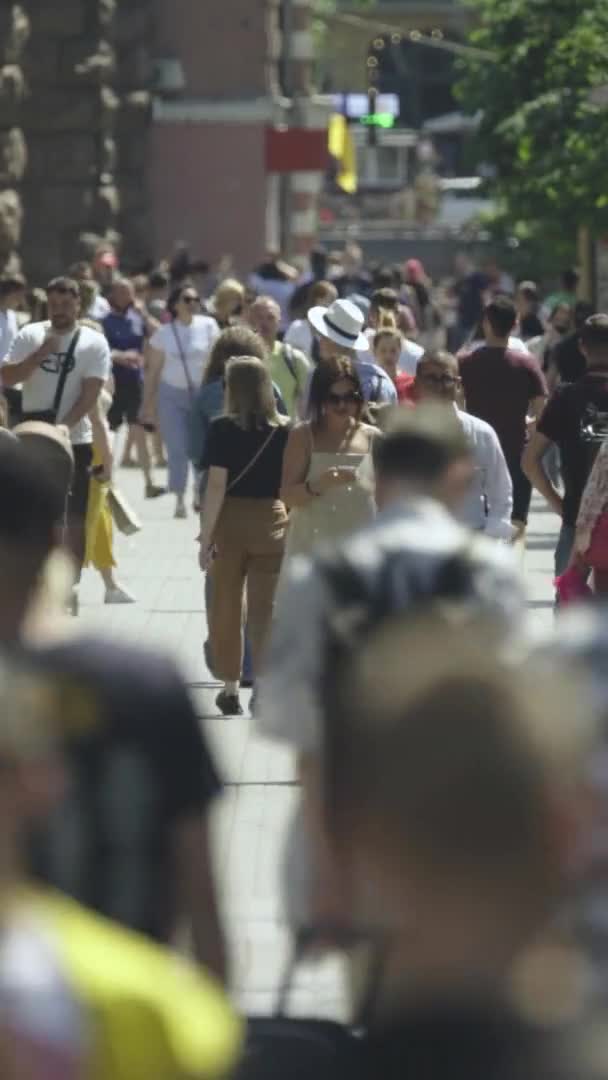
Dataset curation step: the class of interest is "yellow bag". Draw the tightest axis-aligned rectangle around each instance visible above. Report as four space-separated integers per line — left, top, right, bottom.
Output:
25 888 243 1080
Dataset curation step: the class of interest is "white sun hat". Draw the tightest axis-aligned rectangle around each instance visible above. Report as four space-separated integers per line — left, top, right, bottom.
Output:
308 298 368 352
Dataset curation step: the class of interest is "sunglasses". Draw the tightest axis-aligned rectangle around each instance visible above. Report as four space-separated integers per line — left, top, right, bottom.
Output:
326 391 361 406
182 294 200 305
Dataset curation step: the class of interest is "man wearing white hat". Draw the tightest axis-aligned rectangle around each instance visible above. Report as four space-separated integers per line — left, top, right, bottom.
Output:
308 298 397 405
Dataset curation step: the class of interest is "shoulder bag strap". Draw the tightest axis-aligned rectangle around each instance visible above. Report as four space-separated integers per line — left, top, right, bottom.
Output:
226 425 280 494
53 328 81 419
170 320 195 398
281 343 299 389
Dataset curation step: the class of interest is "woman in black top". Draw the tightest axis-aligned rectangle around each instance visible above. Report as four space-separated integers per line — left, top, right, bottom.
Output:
198 356 290 715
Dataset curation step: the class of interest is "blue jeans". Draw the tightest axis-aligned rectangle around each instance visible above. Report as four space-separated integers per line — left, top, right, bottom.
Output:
204 573 253 681
157 382 193 496
555 523 576 577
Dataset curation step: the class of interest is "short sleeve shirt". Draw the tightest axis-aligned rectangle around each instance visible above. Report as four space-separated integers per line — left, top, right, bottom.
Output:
103 308 146 383
26 636 222 942
270 342 311 418
537 374 608 525
205 416 289 498
458 346 546 460
4 322 111 444
149 316 219 391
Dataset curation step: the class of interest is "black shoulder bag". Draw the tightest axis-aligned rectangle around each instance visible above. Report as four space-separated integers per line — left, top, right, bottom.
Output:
22 329 81 425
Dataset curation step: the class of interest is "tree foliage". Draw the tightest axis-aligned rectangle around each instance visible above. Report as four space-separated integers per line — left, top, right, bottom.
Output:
457 0 608 242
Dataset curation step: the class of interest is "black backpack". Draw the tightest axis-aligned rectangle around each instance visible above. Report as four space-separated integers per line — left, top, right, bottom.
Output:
579 398 608 477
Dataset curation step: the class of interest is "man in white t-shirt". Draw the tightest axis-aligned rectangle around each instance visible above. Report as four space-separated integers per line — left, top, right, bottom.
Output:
0 273 27 425
1 276 110 580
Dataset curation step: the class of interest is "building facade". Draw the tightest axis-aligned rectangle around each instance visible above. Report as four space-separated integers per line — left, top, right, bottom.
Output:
0 1 329 283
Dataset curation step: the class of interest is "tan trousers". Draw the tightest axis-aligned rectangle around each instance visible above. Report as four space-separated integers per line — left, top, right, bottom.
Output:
209 497 287 682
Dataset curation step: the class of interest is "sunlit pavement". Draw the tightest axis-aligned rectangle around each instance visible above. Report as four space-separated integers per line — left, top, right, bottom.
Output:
77 460 557 1016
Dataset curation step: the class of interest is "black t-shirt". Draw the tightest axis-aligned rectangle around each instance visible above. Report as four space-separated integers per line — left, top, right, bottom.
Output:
205 416 289 498
552 331 587 383
537 373 608 525
520 312 544 341
24 636 221 942
456 271 489 329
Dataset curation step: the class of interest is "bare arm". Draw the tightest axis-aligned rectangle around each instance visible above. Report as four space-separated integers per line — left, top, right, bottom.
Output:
198 466 227 559
89 397 113 480
140 344 165 421
1 336 56 388
527 393 547 429
280 424 314 507
171 814 228 984
522 430 563 516
61 376 104 432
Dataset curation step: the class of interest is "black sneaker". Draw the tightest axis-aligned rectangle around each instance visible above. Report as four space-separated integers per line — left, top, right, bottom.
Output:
145 482 167 499
216 690 243 717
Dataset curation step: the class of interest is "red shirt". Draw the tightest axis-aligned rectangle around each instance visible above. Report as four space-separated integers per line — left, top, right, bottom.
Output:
458 347 546 459
395 373 416 405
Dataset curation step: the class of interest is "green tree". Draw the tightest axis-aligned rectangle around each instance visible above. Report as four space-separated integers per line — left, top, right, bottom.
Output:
457 0 608 253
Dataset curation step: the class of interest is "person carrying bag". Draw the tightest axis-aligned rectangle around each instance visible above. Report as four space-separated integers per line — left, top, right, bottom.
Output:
21 329 81 425
197 357 290 717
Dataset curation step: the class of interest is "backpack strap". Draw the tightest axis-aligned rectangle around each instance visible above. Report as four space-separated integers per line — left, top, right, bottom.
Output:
281 343 300 390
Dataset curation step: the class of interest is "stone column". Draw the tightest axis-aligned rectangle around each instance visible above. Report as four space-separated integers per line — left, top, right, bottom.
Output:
114 0 154 271
21 0 120 282
0 4 29 274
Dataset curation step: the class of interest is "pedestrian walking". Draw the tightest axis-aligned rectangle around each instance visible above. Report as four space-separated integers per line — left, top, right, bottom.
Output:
0 432 229 984
372 327 415 403
198 357 290 717
571 437 608 597
84 380 135 604
248 295 310 418
415 351 514 538
459 296 547 537
523 315 608 577
284 279 338 360
280 359 379 562
307 298 397 405
191 325 279 688
102 277 165 498
1 276 110 593
143 283 219 518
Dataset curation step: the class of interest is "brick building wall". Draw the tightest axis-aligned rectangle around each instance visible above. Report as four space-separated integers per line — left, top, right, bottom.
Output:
150 0 283 274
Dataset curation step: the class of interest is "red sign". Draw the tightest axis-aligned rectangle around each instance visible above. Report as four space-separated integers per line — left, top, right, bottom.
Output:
265 128 328 173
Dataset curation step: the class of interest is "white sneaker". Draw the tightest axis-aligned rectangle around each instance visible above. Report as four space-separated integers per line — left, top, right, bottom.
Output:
105 585 136 605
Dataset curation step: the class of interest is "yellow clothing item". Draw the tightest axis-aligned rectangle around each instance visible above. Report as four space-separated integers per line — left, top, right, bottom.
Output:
21 887 243 1080
328 114 357 194
84 449 115 572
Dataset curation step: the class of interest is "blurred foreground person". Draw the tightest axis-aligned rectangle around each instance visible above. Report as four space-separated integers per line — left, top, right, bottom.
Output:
325 618 595 1078
258 406 525 933
0 657 241 1080
0 434 228 983
532 605 608 1001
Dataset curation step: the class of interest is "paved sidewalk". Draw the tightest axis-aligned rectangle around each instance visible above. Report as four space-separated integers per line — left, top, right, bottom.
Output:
77 463 558 1016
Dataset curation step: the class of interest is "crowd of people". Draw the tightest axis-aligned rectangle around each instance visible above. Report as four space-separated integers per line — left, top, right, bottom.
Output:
3 242 608 1076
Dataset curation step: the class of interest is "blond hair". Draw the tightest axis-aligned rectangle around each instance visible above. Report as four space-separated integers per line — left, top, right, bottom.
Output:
225 356 284 430
214 278 245 309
